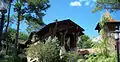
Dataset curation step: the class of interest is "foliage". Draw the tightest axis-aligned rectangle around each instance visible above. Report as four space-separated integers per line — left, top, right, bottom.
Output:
10 0 50 33
77 35 93 48
84 53 116 62
24 0 50 33
3 15 15 27
26 37 60 62
83 10 117 62
99 13 112 34
19 32 28 41
62 51 81 62
2 27 15 42
0 55 22 62
2 27 28 42
94 14 110 57
1 27 28 56
92 0 120 12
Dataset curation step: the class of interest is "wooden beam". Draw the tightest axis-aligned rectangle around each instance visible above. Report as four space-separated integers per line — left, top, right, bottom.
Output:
72 32 77 48
63 30 67 46
60 32 63 46
52 19 58 38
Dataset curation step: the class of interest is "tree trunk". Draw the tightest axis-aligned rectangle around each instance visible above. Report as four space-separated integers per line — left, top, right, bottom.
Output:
5 2 11 54
0 12 5 48
14 7 21 56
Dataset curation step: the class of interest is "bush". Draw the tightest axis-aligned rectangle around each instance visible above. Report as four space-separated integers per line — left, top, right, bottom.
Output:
26 36 60 62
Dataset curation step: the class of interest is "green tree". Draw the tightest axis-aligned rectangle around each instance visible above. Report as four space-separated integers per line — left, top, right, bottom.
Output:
78 35 93 48
3 27 28 43
92 0 120 12
1 27 28 62
2 27 16 43
0 0 7 47
5 0 13 54
19 32 28 41
24 0 50 33
13 0 23 57
12 0 50 58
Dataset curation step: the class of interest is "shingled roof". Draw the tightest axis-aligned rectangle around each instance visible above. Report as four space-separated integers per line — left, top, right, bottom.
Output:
36 19 84 39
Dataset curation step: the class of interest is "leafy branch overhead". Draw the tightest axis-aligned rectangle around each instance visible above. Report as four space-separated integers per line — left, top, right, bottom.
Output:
92 0 120 12
25 0 50 33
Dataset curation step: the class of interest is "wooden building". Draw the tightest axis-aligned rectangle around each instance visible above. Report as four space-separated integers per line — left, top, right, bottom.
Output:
95 10 120 50
25 19 84 51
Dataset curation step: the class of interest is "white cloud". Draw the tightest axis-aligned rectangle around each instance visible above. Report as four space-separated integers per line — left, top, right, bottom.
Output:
70 0 96 7
85 1 90 6
70 1 82 7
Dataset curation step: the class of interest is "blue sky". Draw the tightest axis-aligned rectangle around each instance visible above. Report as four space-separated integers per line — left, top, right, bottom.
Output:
42 0 120 37
10 0 120 37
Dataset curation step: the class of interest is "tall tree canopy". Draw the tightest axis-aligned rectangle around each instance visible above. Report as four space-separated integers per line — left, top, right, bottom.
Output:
93 0 120 12
24 0 50 33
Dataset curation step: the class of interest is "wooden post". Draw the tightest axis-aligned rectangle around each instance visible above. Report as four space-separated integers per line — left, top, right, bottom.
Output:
49 27 52 37
64 30 68 44
72 32 77 51
76 32 80 46
73 32 75 47
66 37 70 51
52 19 58 38
63 30 68 51
60 32 63 46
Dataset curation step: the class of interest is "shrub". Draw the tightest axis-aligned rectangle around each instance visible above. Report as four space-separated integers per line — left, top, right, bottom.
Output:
61 51 82 62
26 36 60 62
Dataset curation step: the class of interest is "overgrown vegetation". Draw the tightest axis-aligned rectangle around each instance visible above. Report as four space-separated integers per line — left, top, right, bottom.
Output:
77 35 93 49
26 37 60 62
82 11 117 62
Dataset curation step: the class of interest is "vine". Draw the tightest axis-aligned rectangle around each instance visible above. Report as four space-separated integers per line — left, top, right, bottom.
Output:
98 13 111 57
